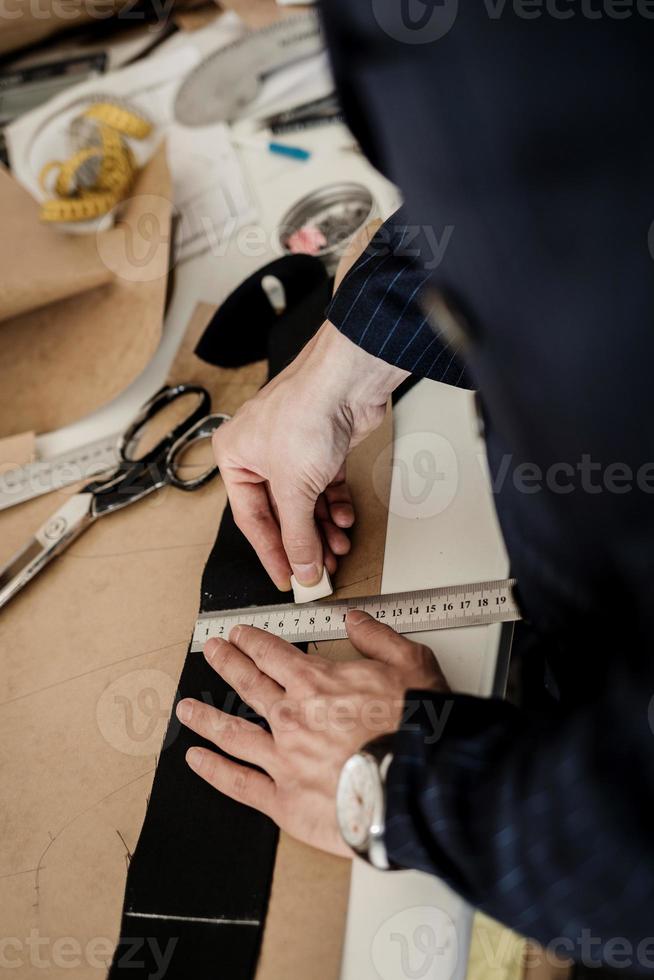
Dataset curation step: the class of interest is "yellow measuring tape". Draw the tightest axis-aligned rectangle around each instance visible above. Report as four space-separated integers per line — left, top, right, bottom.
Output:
84 102 152 140
39 101 152 224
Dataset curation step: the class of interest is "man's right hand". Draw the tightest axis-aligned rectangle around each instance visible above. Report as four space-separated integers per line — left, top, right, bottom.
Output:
212 321 408 592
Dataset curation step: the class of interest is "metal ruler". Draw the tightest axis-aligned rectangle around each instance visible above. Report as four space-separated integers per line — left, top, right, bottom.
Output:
191 578 520 652
0 433 119 511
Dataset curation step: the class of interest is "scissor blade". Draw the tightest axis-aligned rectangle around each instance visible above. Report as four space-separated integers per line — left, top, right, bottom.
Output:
0 493 94 611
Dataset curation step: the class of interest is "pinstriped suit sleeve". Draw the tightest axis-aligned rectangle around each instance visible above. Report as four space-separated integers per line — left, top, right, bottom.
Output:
326 209 471 387
386 679 654 960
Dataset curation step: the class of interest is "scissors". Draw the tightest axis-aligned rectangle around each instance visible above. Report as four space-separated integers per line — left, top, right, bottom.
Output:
0 384 230 612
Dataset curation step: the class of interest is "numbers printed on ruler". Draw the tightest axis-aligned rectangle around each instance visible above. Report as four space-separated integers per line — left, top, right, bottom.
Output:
191 579 521 652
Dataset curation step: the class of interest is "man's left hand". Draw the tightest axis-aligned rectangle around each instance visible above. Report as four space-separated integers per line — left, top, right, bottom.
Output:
176 611 449 858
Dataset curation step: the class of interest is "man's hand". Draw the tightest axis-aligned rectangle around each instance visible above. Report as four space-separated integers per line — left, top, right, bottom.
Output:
212 322 408 591
176 612 449 858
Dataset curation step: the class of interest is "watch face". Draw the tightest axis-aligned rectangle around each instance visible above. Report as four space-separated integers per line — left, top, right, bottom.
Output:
336 753 382 852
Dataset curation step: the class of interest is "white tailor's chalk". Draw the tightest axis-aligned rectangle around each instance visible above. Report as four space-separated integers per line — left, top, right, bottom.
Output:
291 567 333 604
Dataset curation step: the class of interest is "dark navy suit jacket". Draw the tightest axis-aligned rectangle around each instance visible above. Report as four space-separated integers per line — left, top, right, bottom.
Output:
321 1 654 969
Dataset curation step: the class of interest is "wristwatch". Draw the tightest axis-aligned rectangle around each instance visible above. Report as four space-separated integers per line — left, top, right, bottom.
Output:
336 734 395 870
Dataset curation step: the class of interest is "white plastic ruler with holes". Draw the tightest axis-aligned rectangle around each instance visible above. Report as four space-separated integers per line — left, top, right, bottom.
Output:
0 433 120 511
190 578 519 651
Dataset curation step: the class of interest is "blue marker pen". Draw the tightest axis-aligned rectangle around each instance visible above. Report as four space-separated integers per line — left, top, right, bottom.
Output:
233 137 311 161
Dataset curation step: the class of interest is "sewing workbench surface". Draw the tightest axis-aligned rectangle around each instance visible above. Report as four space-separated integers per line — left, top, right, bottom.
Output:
41 137 508 980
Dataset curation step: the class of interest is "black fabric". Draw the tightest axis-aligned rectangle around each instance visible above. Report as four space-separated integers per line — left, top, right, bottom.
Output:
109 268 333 979
195 255 328 368
112 920 258 979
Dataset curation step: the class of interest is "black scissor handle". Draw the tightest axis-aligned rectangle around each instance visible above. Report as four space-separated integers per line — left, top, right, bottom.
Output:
118 384 211 463
167 413 231 491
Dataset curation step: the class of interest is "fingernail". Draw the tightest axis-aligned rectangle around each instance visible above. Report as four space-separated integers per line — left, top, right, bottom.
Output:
293 562 321 587
346 608 369 625
186 747 203 769
204 639 221 662
229 625 241 644
177 699 193 723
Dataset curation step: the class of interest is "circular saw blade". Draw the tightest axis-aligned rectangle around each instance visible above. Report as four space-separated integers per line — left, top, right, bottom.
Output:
174 13 324 127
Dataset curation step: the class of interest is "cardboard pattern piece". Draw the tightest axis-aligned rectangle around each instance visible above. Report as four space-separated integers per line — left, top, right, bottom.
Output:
0 166 113 324
0 145 172 439
0 259 393 980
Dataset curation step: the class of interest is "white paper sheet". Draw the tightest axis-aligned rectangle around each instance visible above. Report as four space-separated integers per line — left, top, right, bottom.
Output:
167 122 257 262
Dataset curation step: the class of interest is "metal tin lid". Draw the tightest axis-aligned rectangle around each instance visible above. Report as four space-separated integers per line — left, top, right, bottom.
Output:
279 182 376 268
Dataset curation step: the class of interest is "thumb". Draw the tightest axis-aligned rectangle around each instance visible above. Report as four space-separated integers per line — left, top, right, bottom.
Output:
276 490 324 586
